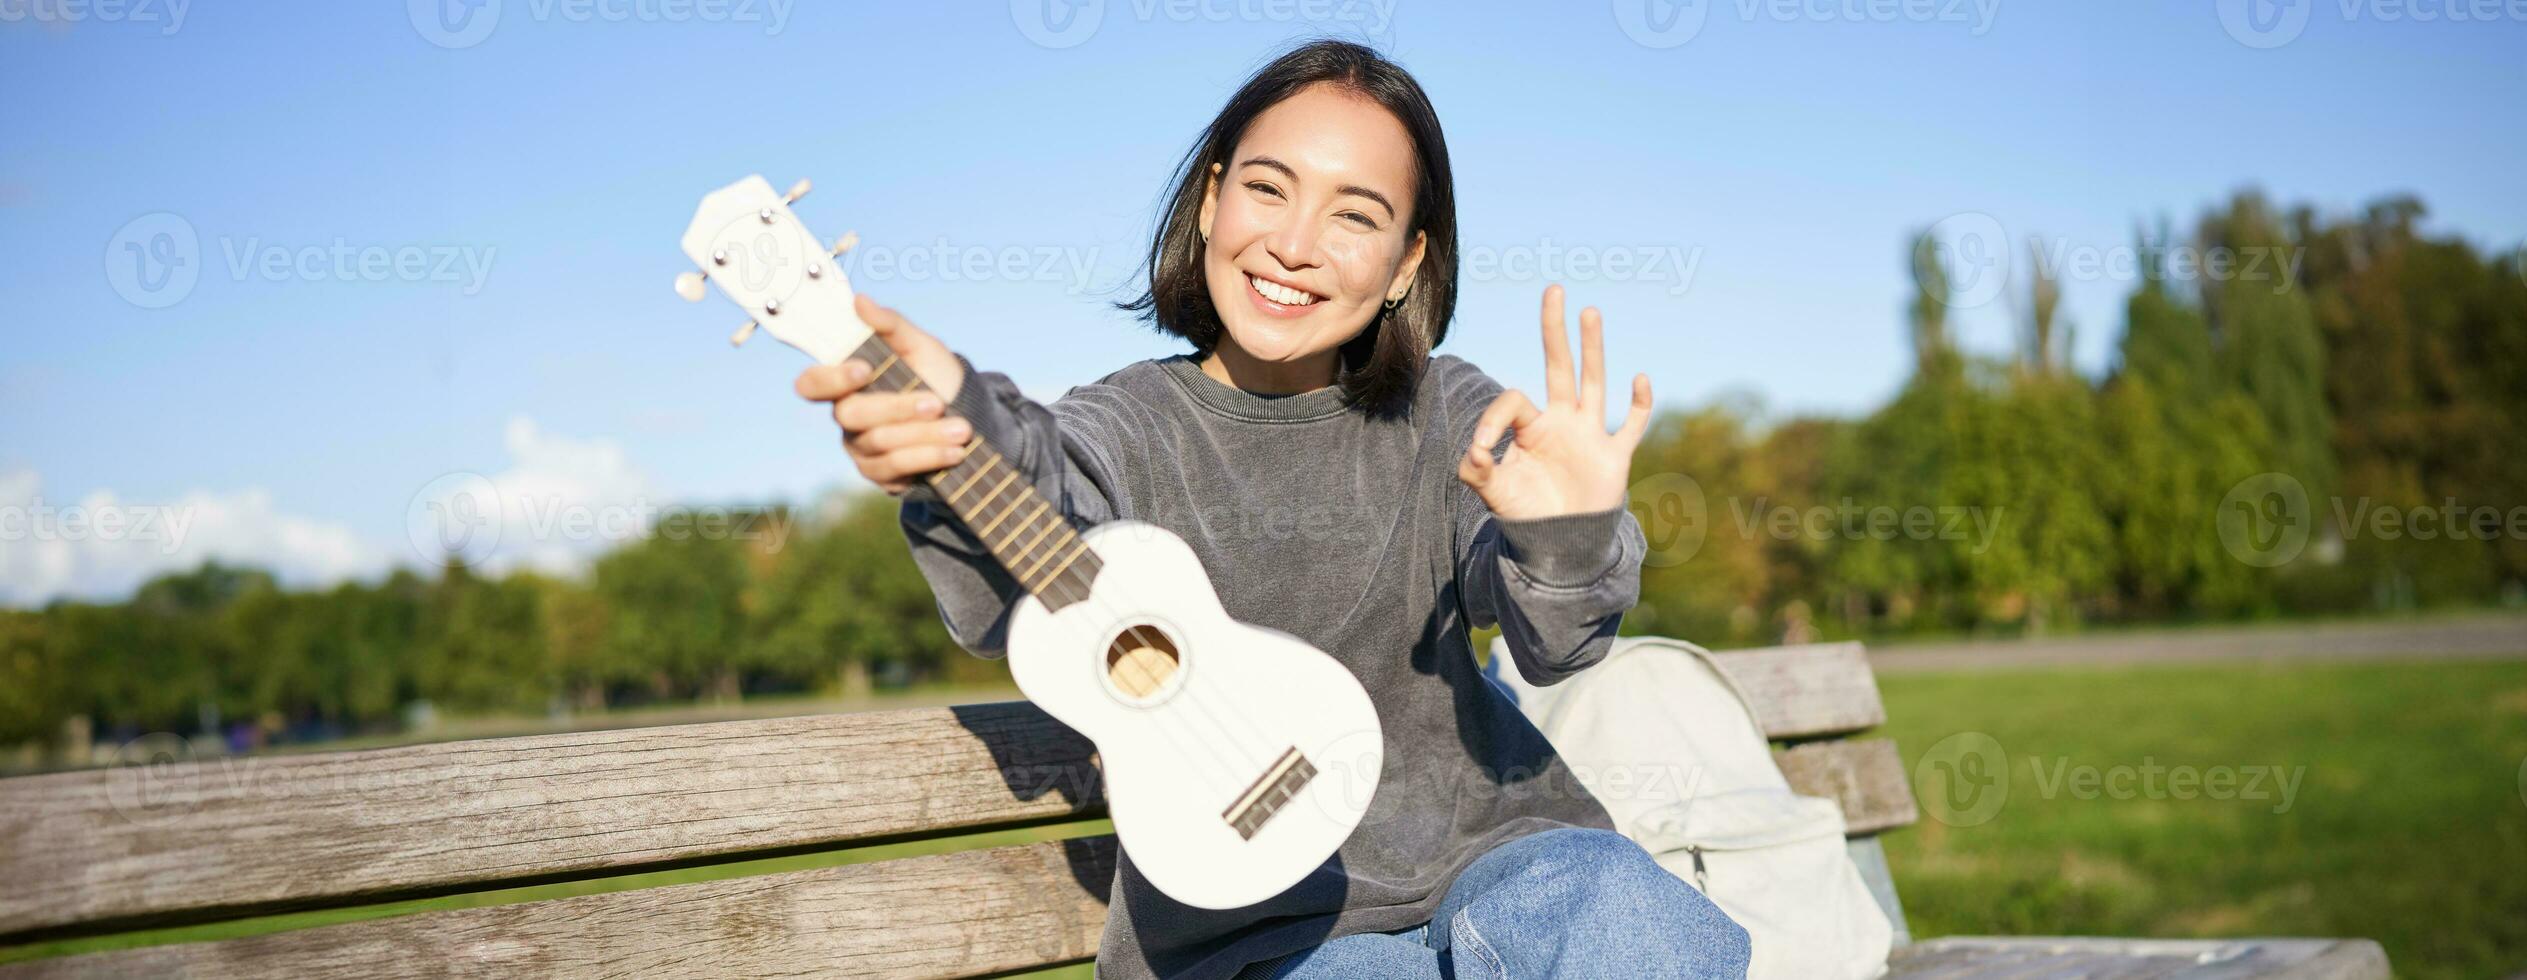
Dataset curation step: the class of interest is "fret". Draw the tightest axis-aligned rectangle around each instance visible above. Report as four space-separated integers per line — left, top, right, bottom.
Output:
942 452 990 504
1034 540 1087 589
849 334 1101 611
972 467 1023 517
973 492 1040 540
1011 517 1070 582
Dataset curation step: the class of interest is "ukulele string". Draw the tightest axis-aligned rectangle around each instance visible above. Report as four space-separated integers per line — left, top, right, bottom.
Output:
885 363 1289 802
1055 564 1274 782
1033 537 1266 801
1055 554 1297 782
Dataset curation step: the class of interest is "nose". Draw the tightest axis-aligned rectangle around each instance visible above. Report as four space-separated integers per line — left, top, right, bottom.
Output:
1261 212 1321 272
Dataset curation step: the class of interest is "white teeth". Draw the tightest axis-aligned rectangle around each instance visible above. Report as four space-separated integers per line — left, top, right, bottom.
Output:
1249 274 1319 307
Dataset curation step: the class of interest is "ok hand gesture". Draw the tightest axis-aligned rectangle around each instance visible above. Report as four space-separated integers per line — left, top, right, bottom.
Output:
1457 285 1654 520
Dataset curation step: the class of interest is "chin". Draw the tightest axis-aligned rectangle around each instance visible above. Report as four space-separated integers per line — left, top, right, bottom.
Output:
1219 322 1318 363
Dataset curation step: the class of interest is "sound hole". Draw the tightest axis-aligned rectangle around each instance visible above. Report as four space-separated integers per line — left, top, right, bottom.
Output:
1105 625 1182 701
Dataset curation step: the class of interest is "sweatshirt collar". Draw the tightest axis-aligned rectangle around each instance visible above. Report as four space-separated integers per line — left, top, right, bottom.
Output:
1158 354 1359 423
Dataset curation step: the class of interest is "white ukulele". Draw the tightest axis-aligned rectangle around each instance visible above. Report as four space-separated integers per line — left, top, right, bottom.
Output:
673 176 1383 910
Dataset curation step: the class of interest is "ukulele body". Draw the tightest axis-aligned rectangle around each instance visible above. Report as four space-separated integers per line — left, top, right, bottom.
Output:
1006 520 1384 910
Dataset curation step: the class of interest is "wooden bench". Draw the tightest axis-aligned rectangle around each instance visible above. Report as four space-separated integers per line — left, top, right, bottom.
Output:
0 641 2389 978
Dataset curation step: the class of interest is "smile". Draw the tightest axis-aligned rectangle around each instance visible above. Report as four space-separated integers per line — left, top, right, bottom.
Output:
1247 273 1322 310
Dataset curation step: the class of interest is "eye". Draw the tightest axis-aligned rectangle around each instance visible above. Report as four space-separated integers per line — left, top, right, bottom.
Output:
1338 211 1379 230
1245 181 1284 200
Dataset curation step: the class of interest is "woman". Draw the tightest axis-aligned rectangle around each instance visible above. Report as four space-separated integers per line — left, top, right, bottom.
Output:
795 40 1750 980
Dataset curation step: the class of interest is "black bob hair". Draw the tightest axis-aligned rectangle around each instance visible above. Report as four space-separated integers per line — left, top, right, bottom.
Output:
1118 40 1458 413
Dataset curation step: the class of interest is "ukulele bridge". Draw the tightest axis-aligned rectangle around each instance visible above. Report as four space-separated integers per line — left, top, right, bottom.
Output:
1224 747 1316 840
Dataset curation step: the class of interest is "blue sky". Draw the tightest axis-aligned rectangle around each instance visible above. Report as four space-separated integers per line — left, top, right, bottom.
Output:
2 0 2523 603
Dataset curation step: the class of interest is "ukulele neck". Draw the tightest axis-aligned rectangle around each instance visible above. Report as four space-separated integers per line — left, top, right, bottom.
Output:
847 334 1101 612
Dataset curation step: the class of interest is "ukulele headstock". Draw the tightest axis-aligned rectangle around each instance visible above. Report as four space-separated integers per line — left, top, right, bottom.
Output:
673 174 869 364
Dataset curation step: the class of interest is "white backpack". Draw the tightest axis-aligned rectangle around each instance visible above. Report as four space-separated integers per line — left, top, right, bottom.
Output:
1486 636 1892 980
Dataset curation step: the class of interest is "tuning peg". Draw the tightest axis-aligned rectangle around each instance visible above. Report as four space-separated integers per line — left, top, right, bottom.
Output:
784 179 812 205
830 231 859 257
674 270 708 302
730 320 758 346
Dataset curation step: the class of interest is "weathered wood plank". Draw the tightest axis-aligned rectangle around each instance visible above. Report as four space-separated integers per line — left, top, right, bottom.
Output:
1712 641 1888 739
0 640 1892 942
0 838 1119 980
0 702 1103 943
1774 738 1917 834
1886 936 2390 980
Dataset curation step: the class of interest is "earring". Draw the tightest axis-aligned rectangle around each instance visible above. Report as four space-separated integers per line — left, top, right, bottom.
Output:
1383 293 1404 311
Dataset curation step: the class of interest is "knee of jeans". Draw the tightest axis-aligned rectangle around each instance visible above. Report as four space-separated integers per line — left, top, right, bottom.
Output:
1680 884 1753 967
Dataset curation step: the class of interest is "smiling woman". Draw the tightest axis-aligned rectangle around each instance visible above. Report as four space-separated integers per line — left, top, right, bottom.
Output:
792 38 1730 980
1121 45 1456 407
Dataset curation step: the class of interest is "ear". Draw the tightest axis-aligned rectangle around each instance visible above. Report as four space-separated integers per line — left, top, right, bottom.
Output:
1197 161 1223 244
1386 229 1429 304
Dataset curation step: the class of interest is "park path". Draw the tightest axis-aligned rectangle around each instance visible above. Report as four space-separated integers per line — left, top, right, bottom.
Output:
1867 610 2527 674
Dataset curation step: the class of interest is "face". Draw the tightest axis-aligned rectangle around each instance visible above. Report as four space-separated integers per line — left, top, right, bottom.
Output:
1198 83 1427 370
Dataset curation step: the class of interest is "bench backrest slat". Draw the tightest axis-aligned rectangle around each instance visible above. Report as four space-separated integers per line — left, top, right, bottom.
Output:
0 642 1903 951
0 702 1099 943
0 838 1117 980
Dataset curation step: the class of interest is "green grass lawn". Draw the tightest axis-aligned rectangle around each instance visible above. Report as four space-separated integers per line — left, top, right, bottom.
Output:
8 659 2522 978
1877 659 2527 980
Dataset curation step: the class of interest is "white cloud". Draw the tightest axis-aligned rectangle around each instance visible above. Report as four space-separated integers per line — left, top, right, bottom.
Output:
0 416 697 607
0 469 387 607
416 415 663 578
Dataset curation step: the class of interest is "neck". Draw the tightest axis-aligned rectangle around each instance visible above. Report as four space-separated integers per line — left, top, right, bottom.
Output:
1199 338 1342 395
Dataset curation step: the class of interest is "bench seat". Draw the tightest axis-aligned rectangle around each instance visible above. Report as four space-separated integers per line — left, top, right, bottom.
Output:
0 642 2389 978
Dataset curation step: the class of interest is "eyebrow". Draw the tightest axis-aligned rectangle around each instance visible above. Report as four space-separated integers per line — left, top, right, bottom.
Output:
1236 155 1398 221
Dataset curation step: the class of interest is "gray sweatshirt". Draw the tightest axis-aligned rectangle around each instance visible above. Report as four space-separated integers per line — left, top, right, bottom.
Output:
898 351 1645 979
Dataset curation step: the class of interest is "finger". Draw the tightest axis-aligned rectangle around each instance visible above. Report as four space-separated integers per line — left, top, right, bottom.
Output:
856 294 936 353
795 361 875 402
847 416 973 456
835 389 945 432
1578 305 1606 417
862 442 970 484
1467 389 1543 465
1614 373 1654 448
1539 285 1575 407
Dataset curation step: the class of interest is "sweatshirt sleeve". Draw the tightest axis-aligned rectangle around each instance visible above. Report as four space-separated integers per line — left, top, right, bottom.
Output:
896 356 1127 659
1444 364 1647 687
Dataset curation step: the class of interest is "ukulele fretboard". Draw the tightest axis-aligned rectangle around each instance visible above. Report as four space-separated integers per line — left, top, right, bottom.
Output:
848 334 1101 612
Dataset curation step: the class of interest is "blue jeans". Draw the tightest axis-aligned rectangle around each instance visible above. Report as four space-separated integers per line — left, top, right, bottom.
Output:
1254 828 1750 979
